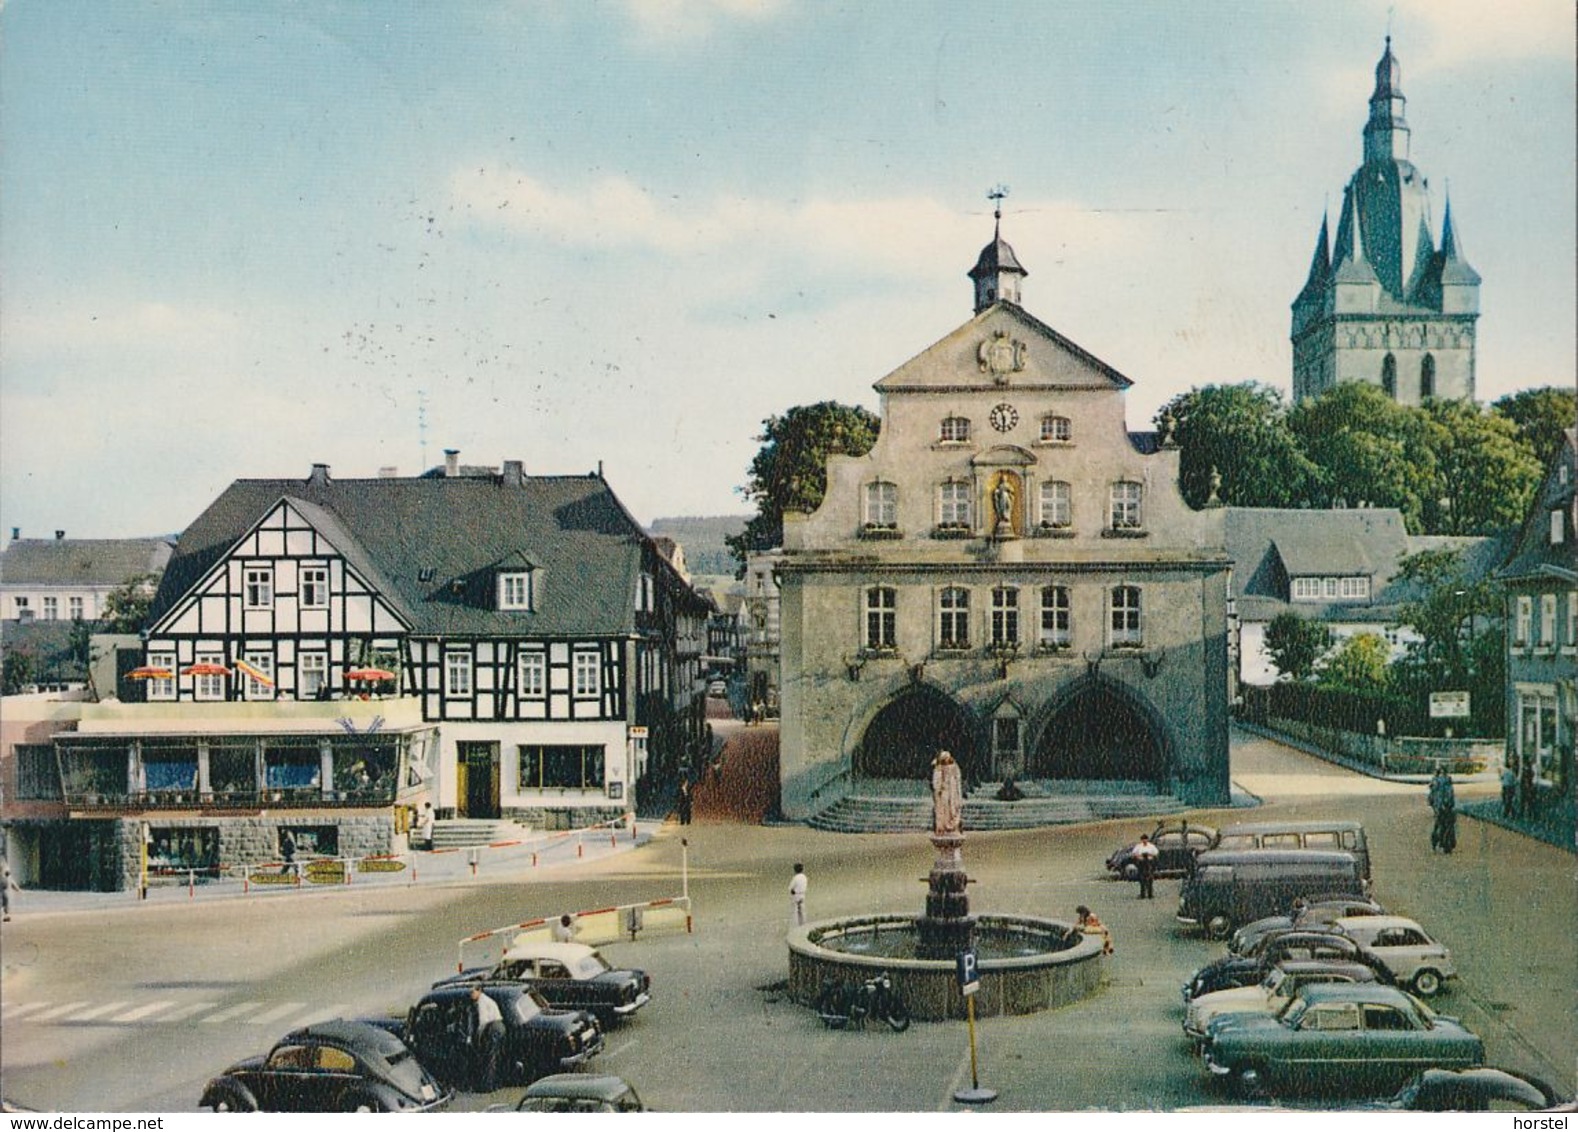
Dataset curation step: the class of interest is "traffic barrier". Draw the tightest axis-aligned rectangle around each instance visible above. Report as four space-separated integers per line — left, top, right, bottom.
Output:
455 895 693 972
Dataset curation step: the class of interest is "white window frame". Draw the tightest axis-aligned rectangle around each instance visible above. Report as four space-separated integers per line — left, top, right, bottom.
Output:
864 481 898 528
444 651 473 698
12 596 29 617
938 481 972 527
300 565 330 609
573 651 601 698
1339 576 1371 600
69 596 84 620
244 566 274 609
1567 591 1577 650
42 596 58 620
865 587 897 651
1552 510 1566 546
1040 585 1071 647
991 587 1020 648
1039 480 1072 528
1292 577 1321 601
1110 481 1143 530
939 416 971 444
518 651 546 698
938 587 970 650
147 651 176 701
1110 585 1143 647
498 570 533 611
194 651 227 701
1515 596 1532 647
300 652 329 699
243 652 275 700
1039 414 1071 443
1539 593 1557 648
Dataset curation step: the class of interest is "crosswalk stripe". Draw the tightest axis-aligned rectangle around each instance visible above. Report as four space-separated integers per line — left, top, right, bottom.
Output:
111 1000 176 1022
0 1002 51 1020
31 1001 91 1021
202 1001 264 1024
156 1001 219 1023
65 1001 132 1021
245 1002 307 1025
292 1003 351 1026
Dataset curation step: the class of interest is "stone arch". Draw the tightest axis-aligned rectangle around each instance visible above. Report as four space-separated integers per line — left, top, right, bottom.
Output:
1027 676 1169 782
853 684 981 782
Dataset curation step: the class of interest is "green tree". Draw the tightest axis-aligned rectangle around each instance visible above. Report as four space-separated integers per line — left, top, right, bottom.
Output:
1262 611 1332 682
1492 386 1576 470
1316 632 1392 694
100 572 161 634
1156 383 1317 509
1420 399 1541 535
1288 384 1438 530
2 644 35 695
727 402 880 571
1388 547 1504 735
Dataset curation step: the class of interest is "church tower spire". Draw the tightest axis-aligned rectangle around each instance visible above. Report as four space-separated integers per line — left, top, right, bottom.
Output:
1364 35 1410 164
968 185 1027 313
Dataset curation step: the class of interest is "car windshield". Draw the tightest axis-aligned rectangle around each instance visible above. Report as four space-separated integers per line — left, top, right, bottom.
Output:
1276 996 1308 1023
506 991 545 1023
570 953 612 978
1263 968 1290 993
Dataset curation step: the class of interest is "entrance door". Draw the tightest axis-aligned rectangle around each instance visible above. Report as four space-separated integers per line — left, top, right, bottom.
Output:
458 742 500 819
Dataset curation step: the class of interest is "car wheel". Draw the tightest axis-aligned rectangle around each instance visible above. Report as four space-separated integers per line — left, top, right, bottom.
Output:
207 1085 257 1113
1234 1064 1266 1100
1205 915 1232 940
1411 968 1443 997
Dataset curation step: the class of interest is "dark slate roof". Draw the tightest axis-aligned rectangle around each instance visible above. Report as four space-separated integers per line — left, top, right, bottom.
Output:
1497 428 1578 583
1226 507 1509 624
0 537 173 586
149 472 654 637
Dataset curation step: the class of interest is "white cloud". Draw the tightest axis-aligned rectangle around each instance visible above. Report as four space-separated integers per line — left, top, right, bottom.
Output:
622 0 787 45
1396 0 1574 71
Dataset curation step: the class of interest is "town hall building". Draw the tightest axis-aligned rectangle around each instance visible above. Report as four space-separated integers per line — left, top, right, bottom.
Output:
776 209 1232 822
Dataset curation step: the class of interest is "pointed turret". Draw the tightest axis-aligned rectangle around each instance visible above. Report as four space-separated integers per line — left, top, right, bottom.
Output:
969 192 1027 313
1292 211 1333 336
1434 195 1481 313
1331 189 1380 314
1364 36 1410 164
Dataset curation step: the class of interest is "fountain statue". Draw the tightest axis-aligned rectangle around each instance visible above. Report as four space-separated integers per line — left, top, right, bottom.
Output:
918 751 976 959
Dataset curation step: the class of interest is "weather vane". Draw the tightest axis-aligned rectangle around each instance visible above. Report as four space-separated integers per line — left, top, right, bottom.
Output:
987 184 1010 217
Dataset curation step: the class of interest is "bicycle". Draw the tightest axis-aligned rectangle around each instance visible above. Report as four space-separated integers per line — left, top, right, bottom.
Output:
815 971 911 1032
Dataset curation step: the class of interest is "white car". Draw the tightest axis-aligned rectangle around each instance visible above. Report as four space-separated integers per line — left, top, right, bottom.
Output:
1183 960 1382 1044
1334 915 1457 996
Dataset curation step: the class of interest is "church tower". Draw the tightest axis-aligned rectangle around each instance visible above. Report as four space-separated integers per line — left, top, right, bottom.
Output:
1291 39 1480 405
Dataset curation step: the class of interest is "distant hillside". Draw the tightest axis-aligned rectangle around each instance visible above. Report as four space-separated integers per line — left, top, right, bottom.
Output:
648 515 749 576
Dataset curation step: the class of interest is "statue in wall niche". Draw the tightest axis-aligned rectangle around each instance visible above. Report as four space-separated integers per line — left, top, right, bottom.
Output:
992 476 1015 527
932 751 964 837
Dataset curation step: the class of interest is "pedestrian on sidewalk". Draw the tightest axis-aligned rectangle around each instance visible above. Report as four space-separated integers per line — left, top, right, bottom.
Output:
1428 766 1456 854
1 857 16 922
789 862 807 926
1500 764 1518 818
677 779 693 825
415 801 435 850
1519 761 1536 819
279 830 297 876
1133 833 1159 899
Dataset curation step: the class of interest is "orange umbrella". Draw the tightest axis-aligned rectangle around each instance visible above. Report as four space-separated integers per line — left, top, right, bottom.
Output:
126 666 174 680
182 662 231 677
233 659 275 687
345 667 396 681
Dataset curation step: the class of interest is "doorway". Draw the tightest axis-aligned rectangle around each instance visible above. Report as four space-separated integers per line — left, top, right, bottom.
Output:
457 741 500 819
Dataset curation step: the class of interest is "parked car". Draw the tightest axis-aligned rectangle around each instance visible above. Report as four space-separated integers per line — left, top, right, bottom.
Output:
199 1020 451 1112
367 984 603 1091
706 679 728 697
1201 983 1483 1098
1183 930 1390 1002
1214 821 1372 886
1177 849 1365 938
515 1073 646 1112
1331 915 1457 996
1106 820 1219 880
1183 960 1383 1044
1230 896 1386 956
438 941 651 1024
1369 1067 1566 1112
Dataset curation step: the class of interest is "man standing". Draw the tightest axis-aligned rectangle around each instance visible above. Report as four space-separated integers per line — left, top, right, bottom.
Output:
1133 833 1159 899
789 863 807 926
1500 763 1518 819
1 857 15 922
677 779 693 826
1429 766 1457 854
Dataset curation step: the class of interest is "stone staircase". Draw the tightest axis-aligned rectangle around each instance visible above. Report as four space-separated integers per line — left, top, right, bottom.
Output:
807 780 1189 834
430 818 526 848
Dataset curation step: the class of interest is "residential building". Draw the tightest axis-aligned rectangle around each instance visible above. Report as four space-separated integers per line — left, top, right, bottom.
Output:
775 211 1231 820
1291 38 1480 405
743 551 783 714
1496 428 1576 794
1 532 172 625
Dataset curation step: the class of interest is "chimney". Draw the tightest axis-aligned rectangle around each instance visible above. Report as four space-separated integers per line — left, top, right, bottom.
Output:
378 466 399 479
307 463 331 487
55 529 66 540
501 460 524 487
444 449 460 477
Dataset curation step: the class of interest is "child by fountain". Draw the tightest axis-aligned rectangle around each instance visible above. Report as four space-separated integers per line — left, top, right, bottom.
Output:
1074 905 1113 955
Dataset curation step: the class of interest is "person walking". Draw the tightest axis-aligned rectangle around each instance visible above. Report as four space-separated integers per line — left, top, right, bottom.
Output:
789 862 808 926
1 857 16 922
1133 833 1159 899
677 779 693 826
1428 765 1457 854
415 801 435 850
467 986 505 1092
279 829 297 876
1500 764 1518 819
1519 761 1536 819
1074 905 1113 955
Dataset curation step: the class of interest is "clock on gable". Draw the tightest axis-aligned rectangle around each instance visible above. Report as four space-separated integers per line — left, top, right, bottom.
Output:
989 403 1019 433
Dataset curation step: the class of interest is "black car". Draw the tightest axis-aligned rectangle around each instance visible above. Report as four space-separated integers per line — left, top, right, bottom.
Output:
199 1019 450 1112
368 984 603 1092
437 941 651 1025
1106 821 1219 880
1373 1068 1566 1112
1183 931 1390 1001
1229 896 1386 956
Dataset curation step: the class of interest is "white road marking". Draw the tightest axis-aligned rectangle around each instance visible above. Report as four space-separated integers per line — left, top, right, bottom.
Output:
111 1000 176 1022
63 1001 131 1022
202 1001 264 1023
30 1001 91 1021
245 1002 307 1025
156 1001 220 1023
0 1002 50 1020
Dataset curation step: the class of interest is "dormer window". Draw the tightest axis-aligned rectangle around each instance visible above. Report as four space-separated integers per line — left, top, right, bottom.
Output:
939 416 972 444
498 570 533 611
1039 414 1072 443
637 572 655 613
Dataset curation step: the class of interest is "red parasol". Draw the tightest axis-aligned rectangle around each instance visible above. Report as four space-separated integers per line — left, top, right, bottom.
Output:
126 666 175 680
345 667 397 681
182 662 232 677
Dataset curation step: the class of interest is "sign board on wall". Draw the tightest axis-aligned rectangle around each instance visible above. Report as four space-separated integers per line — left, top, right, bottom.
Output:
1429 692 1470 718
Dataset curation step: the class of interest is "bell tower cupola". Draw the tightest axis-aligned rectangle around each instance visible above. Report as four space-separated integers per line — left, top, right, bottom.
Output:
1363 36 1411 165
968 186 1027 314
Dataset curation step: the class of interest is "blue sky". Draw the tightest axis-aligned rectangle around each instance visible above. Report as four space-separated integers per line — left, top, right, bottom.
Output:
2 1 1572 542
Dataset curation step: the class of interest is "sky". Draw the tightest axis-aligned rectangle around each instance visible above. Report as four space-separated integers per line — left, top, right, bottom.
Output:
1 0 1573 542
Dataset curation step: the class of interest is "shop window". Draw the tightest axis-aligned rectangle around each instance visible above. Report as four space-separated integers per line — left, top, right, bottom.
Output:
518 744 606 789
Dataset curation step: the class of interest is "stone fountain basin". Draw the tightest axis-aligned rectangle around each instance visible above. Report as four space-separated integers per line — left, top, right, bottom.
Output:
788 913 1105 1022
